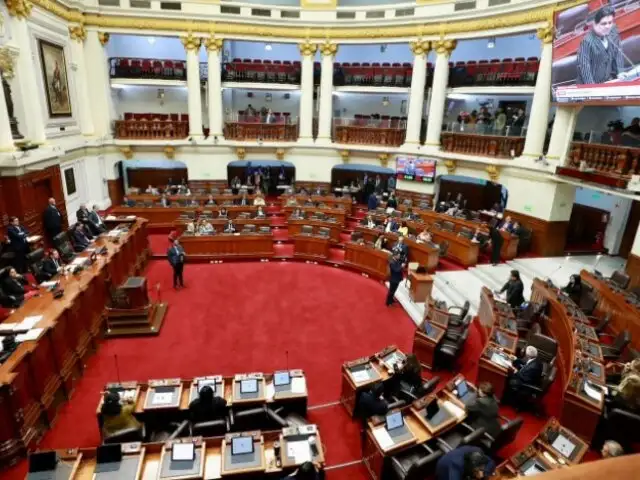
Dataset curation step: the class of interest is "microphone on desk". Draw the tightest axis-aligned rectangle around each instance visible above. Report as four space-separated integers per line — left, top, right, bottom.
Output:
286 349 290 372
546 254 571 284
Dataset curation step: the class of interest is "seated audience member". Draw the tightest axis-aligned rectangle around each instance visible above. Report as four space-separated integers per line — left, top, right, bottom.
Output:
497 270 525 309
101 391 143 437
160 194 171 208
188 385 227 423
436 447 495 480
445 204 458 216
304 196 314 207
237 194 249 206
394 354 426 397
224 219 236 233
601 440 624 459
122 196 136 207
71 222 91 251
471 228 482 244
364 215 377 229
507 346 543 403
391 236 408 263
286 196 298 207
230 176 242 190
374 234 387 250
179 185 191 196
417 228 431 244
286 461 320 480
186 220 196 234
145 185 158 194
205 195 217 206
189 198 199 207
466 382 501 438
384 215 399 233
397 221 409 237
255 207 266 218
218 208 228 218
253 194 266 206
355 236 366 246
357 383 389 420
0 268 29 300
387 193 398 210
291 208 304 220
42 249 64 279
562 274 582 304
198 219 214 235
88 205 107 234
500 215 514 233
608 373 640 412
404 208 418 221
367 193 379 211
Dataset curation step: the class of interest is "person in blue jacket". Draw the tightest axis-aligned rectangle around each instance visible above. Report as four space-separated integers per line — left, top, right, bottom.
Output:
436 446 495 480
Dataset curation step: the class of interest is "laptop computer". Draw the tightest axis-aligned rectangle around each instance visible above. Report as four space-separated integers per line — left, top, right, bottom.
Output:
29 451 58 473
240 378 258 394
273 371 291 393
231 437 254 456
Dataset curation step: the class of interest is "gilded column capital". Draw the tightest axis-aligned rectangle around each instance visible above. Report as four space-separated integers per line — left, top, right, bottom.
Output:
98 32 110 46
6 0 32 18
204 37 223 53
69 25 87 42
537 26 554 44
0 47 16 79
434 39 457 57
444 159 456 174
319 41 338 58
181 33 202 52
486 165 500 182
299 41 317 57
409 40 430 56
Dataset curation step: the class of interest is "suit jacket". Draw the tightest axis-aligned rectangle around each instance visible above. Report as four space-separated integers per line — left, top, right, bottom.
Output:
1 276 27 296
500 279 525 308
389 257 404 283
436 446 495 480
466 396 501 439
43 205 63 236
577 28 624 85
392 242 408 262
88 211 106 233
42 257 62 277
188 396 228 424
167 245 185 266
224 224 236 233
72 230 90 251
357 391 388 419
76 208 90 224
7 225 29 252
367 195 378 211
387 198 397 209
513 358 543 387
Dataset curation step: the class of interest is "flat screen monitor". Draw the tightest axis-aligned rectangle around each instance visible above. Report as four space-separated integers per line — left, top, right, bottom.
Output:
172 443 195 462
197 379 218 393
522 462 546 476
551 434 576 459
273 371 291 386
29 451 58 473
385 411 404 431
424 321 433 335
456 380 469 398
495 331 505 346
231 437 254 456
425 399 440 420
96 444 122 465
240 378 258 394
395 156 436 183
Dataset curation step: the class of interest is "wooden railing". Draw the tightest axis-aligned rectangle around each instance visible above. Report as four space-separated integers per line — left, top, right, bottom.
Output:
568 142 640 176
223 122 298 141
440 132 524 158
333 126 405 147
114 120 189 140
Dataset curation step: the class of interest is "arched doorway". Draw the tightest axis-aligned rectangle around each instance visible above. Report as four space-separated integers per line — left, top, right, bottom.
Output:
331 164 395 202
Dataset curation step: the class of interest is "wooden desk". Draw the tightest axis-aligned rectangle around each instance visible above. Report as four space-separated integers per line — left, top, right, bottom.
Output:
111 207 259 229
279 194 352 214
179 234 275 260
287 219 343 243
408 271 433 303
412 322 446 370
174 218 271 234
282 206 346 224
477 343 515 401
0 220 150 469
129 193 258 204
344 242 390 280
293 235 331 261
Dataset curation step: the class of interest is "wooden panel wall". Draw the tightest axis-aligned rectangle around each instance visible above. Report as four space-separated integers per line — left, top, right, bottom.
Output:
438 179 502 211
626 254 640 289
567 203 608 247
505 210 569 257
127 168 188 189
331 169 393 188
107 179 125 207
395 189 434 207
619 200 640 259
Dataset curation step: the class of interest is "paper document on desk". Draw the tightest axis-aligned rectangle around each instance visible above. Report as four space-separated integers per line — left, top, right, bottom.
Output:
291 377 306 394
16 328 44 342
71 258 87 266
17 316 43 331
0 323 18 333
152 392 174 405
351 369 370 384
106 215 116 220
40 281 58 288
127 215 136 220
442 400 465 420
27 236 41 243
265 383 275 401
583 381 603 402
287 441 311 463
119 389 137 402
373 427 394 450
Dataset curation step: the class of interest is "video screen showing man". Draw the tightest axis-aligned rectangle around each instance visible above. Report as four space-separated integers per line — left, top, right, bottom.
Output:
404 158 416 176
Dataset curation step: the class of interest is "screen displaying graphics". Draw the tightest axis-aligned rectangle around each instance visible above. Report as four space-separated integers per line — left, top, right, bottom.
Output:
552 0 640 103
396 156 436 183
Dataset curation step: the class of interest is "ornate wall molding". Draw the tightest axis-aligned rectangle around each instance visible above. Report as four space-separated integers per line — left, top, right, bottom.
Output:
378 152 390 168
6 0 32 19
340 150 349 163
236 147 246 160
319 41 338 57
98 32 110 46
163 145 176 159
299 40 317 57
180 32 201 52
409 40 430 56
434 39 457 56
275 148 286 161
486 165 500 182
69 25 87 42
444 159 456 174
0 47 16 79
537 25 554 44
204 37 223 52
120 146 133 159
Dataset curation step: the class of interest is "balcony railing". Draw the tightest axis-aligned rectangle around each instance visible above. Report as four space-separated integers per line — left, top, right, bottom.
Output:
334 63 415 88
333 118 406 146
115 120 189 140
110 57 187 81
443 122 527 138
448 58 538 87
568 142 640 176
224 121 299 141
440 132 525 158
221 60 301 84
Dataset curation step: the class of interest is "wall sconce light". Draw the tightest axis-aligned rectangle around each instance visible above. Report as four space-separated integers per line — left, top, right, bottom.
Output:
487 37 496 49
265 93 272 102
382 96 390 107
157 88 165 106
148 37 156 45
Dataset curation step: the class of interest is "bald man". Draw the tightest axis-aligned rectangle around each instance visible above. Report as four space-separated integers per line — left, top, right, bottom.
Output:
43 197 63 242
601 440 624 459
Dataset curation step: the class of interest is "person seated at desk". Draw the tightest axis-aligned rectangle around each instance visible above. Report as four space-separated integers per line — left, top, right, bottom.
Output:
607 359 640 385
506 346 543 405
285 461 321 480
511 221 523 237
237 194 249 206
145 185 158 195
218 208 228 218
223 219 236 233
404 208 418 221
471 228 482 244
357 383 389 420
391 236 408 263
122 196 136 207
160 194 171 208
188 385 227 424
185 220 196 234
291 208 304 220
101 391 143 438
384 215 399 233
562 274 582 304
387 193 398 210
178 185 191 196
255 206 266 218
0 267 30 302
205 195 217 206
436 446 495 480
364 215 377 229
88 205 107 234
393 354 426 397
601 440 624 459
188 198 200 207
500 216 514 233
230 176 242 191
286 196 299 207
42 249 64 280
445 204 459 216
397 221 409 237
253 194 266 206
198 219 214 235
368 193 379 211
497 270 525 309
374 234 387 250
304 197 315 207
466 382 501 439
416 227 432 244
607 373 640 412
71 222 91 251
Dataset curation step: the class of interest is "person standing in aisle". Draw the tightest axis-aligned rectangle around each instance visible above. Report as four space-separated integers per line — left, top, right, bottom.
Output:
168 238 186 289
386 252 405 307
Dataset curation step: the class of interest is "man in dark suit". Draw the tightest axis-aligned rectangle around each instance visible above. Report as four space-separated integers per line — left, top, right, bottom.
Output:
356 383 389 420
367 193 379 211
71 223 91 252
391 235 408 264
42 249 63 279
506 346 543 407
122 196 136 207
223 219 236 233
498 269 525 309
76 204 98 236
436 446 495 480
167 239 186 289
88 205 107 234
43 197 63 243
386 252 404 307
577 6 624 85
7 217 30 273
160 194 171 208
188 385 227 424
488 226 504 266
466 382 501 439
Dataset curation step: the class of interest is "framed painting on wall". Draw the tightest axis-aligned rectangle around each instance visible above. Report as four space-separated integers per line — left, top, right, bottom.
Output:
64 167 77 196
38 39 72 117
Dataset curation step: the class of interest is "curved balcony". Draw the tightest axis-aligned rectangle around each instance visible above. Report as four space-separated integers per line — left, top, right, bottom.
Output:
224 114 299 141
333 117 406 147
110 57 186 81
568 142 640 175
115 119 189 140
441 125 526 158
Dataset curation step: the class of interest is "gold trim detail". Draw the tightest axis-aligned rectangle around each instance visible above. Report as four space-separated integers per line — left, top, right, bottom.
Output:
236 147 246 160
6 0 32 18
181 33 202 52
275 148 286 161
444 159 456 174
434 39 457 56
319 41 338 58
340 150 349 163
378 152 390 167
409 40 430 56
163 146 176 159
300 0 336 11
537 25 554 44
0 47 16 79
204 37 223 52
486 165 500 181
69 25 87 42
120 146 134 160
299 41 317 57
98 32 110 46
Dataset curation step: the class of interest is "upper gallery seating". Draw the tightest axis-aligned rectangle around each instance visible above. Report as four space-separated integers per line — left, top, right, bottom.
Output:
448 57 539 87
333 62 419 88
115 112 190 139
222 59 302 84
110 58 187 81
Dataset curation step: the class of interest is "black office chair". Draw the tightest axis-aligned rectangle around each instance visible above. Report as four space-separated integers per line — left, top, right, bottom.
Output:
229 405 288 432
479 416 524 454
447 301 470 328
102 424 146 444
599 331 631 361
578 292 598 317
394 376 440 403
26 248 47 283
436 424 487 452
445 315 472 341
609 270 630 290
528 333 558 366
514 363 557 416
390 444 443 480
592 314 611 335
437 328 469 370
53 231 75 262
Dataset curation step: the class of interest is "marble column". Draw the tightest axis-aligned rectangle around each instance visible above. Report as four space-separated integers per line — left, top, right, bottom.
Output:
522 27 554 158
204 37 224 140
181 33 203 138
0 73 15 151
317 41 337 144
403 40 430 147
425 39 457 148
69 25 94 136
547 105 581 165
85 31 114 137
298 41 317 142
0 46 22 149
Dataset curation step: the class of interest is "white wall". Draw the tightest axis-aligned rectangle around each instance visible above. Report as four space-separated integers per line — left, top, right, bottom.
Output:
333 92 409 117
226 88 301 119
451 33 541 63
61 155 112 222
227 40 304 62
107 35 190 61
113 85 191 119
503 175 574 221
336 43 414 64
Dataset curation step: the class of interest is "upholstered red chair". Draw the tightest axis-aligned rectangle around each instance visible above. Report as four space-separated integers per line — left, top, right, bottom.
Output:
141 59 152 77
475 60 490 84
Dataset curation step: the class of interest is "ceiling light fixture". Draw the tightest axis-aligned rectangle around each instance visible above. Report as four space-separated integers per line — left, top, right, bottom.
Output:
265 44 272 51
148 37 156 45
487 37 496 49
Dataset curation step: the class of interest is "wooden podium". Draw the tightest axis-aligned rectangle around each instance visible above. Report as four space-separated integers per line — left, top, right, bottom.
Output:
408 271 433 303
105 277 168 337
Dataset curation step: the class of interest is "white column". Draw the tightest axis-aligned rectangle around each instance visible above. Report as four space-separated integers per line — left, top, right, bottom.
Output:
85 31 114 137
69 26 94 136
298 41 317 142
0 71 15 151
181 34 203 138
8 6 46 144
403 40 429 147
425 39 456 148
522 27 553 158
547 105 581 165
317 42 337 144
204 37 224 140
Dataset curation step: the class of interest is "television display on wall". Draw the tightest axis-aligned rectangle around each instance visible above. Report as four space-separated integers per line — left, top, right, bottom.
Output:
395 156 436 183
552 0 640 104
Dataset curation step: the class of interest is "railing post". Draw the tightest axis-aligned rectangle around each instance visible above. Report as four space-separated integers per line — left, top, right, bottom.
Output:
547 105 582 166
425 39 457 150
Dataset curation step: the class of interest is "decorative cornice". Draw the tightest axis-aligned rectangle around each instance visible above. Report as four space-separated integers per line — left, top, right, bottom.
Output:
319 41 338 57
409 40 430 56
163 146 176 159
69 25 87 42
299 41 317 57
120 146 133 160
486 165 500 181
180 33 201 52
275 148 286 161
444 159 456 174
0 47 16 80
340 150 349 163
378 153 390 167
537 25 554 44
98 32 110 46
6 0 33 19
236 147 246 160
204 37 223 52
433 39 457 56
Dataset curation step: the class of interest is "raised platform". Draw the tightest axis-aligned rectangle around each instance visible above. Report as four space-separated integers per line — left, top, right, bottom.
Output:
105 302 169 337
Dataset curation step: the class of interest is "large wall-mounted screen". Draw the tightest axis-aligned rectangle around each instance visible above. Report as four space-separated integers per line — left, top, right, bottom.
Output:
395 156 436 183
552 0 640 104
